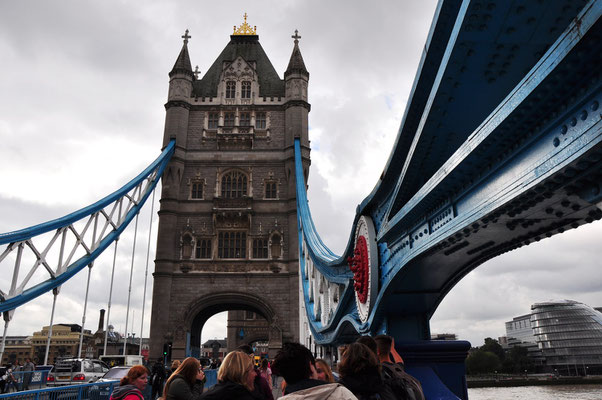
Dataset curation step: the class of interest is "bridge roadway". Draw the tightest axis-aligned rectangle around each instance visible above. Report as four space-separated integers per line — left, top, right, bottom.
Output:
296 1 602 399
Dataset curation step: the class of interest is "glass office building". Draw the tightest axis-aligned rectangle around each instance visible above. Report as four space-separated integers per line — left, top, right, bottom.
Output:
531 300 602 375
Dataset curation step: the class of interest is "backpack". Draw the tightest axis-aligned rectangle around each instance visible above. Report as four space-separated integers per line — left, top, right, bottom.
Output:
381 363 423 400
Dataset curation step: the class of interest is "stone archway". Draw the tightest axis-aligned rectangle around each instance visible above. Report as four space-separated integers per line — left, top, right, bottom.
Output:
179 291 283 359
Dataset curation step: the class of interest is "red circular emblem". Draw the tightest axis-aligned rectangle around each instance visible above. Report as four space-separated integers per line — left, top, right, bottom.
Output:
347 235 369 303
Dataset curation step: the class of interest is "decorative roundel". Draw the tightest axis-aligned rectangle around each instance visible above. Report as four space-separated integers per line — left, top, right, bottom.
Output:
347 215 377 323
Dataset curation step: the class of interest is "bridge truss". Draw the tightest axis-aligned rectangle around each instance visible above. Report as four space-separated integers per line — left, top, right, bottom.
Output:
0 140 174 363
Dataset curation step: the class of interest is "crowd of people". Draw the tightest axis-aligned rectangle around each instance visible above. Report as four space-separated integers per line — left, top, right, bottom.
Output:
111 334 424 400
0 357 35 393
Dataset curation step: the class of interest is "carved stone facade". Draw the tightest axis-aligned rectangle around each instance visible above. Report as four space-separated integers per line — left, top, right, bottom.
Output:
150 30 310 360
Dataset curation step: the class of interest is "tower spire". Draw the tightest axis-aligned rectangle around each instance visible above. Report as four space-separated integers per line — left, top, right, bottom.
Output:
285 29 308 78
170 29 193 77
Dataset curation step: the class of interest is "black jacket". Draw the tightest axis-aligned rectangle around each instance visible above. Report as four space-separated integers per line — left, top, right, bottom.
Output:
200 381 255 400
165 375 204 400
340 368 396 400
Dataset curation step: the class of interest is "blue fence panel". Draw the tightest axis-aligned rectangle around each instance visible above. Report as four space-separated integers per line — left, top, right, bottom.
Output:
204 369 217 389
0 381 118 400
1 371 49 393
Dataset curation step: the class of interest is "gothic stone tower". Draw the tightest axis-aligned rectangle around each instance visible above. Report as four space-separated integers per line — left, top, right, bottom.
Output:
150 18 311 360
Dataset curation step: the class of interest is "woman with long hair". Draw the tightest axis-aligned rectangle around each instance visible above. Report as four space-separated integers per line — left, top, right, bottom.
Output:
109 365 149 400
259 358 273 390
339 343 395 400
314 359 335 383
163 357 205 400
200 351 255 400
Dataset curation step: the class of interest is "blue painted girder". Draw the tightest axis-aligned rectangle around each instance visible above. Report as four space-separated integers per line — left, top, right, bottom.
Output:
297 0 602 344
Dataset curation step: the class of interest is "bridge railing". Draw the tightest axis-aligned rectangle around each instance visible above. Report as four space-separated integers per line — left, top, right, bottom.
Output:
0 381 119 400
1 371 50 392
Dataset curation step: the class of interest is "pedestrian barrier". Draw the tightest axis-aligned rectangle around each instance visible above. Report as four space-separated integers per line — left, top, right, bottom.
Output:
1 371 49 393
204 369 217 389
0 381 118 400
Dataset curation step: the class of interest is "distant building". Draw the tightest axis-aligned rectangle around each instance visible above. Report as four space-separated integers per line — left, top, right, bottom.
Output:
30 324 93 364
505 300 602 375
201 339 227 361
1 336 32 365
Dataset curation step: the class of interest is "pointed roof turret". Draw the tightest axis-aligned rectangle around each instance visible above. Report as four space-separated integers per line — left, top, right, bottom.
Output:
170 29 193 77
285 30 309 79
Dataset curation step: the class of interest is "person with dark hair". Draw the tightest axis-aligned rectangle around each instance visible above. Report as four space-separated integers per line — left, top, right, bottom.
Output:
373 335 424 400
259 358 272 391
338 343 395 400
150 358 166 399
236 344 273 400
163 357 205 400
272 342 357 399
200 351 255 400
355 336 378 356
110 365 149 400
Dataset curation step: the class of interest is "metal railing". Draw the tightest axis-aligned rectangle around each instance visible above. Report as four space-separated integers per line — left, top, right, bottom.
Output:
0 381 118 400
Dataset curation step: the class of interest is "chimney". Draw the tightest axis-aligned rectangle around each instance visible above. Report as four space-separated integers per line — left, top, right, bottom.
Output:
98 309 106 332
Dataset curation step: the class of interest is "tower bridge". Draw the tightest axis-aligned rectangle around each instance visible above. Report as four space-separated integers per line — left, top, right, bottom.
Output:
0 2 601 399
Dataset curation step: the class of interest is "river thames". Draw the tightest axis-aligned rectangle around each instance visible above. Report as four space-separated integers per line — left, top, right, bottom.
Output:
468 384 602 399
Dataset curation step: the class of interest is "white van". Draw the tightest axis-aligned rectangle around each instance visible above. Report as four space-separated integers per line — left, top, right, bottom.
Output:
99 355 145 368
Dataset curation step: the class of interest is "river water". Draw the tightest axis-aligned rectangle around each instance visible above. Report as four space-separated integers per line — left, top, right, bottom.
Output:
467 384 602 399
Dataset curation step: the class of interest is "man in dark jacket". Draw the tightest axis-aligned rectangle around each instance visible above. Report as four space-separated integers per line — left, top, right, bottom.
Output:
374 335 424 400
150 358 166 400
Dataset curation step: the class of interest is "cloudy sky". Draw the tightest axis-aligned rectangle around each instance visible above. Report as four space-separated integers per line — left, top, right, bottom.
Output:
1 0 600 351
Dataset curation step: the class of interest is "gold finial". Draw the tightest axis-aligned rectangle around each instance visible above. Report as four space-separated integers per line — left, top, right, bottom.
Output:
233 12 257 35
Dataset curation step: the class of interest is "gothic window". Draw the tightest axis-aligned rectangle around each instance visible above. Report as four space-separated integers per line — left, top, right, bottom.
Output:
226 81 236 98
191 182 203 199
241 81 251 99
182 234 193 259
218 231 246 259
253 238 268 259
256 112 266 129
270 233 282 259
195 239 212 259
208 113 219 129
224 112 235 127
240 112 251 126
265 181 277 199
221 171 248 198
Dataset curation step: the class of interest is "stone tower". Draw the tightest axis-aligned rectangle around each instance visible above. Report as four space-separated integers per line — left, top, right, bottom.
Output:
150 17 310 360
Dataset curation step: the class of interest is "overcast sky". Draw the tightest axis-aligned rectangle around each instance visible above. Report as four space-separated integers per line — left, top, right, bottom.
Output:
1 0 600 351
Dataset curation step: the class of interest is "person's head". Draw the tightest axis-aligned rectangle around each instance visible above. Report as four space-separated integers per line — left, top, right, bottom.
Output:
237 344 254 356
356 336 377 355
170 360 181 371
218 351 255 391
314 359 334 383
25 358 31 363
271 342 315 385
171 357 200 384
338 342 380 377
156 358 163 364
120 365 149 390
373 335 393 360
260 358 269 370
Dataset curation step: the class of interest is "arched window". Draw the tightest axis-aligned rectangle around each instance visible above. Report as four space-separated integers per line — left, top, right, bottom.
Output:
221 171 248 198
182 235 193 259
241 81 251 98
226 81 236 98
270 233 282 259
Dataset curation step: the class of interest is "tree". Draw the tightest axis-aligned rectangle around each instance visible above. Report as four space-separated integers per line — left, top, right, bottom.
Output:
502 346 533 374
481 337 505 361
466 349 502 375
